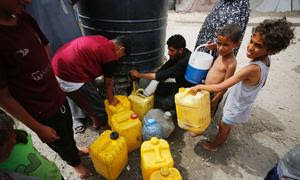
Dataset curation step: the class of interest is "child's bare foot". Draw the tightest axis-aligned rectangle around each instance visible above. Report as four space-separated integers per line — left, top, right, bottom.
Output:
74 163 92 179
201 141 218 152
78 147 89 157
189 131 200 137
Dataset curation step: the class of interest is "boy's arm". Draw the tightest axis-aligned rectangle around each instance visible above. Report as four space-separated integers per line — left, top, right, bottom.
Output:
130 70 156 80
104 76 119 105
137 72 156 80
191 64 258 93
0 87 60 143
210 63 236 108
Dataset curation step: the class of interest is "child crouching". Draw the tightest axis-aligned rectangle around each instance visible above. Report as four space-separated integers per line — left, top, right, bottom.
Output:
0 111 63 180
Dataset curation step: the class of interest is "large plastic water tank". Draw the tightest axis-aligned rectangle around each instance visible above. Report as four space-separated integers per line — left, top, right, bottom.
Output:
77 0 168 72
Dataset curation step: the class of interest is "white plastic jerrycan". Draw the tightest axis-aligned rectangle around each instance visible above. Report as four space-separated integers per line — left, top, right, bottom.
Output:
144 80 159 96
185 44 213 84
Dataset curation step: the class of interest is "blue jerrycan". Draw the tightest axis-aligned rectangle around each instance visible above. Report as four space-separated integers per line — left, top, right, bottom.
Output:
185 44 214 84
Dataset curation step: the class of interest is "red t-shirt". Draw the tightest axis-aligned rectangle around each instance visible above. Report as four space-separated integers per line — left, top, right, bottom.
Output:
52 35 118 83
0 12 65 120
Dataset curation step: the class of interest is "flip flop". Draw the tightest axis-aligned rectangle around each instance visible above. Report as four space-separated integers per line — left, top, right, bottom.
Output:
73 118 87 134
201 141 218 152
74 125 86 134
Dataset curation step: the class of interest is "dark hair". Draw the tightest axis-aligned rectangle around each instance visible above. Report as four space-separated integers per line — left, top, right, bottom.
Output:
216 24 243 43
167 34 186 49
115 36 132 56
252 17 294 54
0 110 27 145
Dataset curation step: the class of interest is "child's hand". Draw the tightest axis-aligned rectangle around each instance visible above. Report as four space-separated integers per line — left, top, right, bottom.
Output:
109 97 120 106
37 125 60 143
190 85 201 94
206 40 216 50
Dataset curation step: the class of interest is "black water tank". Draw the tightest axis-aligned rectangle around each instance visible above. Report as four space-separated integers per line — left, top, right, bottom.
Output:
77 0 169 72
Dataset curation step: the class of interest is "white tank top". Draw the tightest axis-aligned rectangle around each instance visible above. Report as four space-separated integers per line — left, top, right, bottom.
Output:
222 60 270 124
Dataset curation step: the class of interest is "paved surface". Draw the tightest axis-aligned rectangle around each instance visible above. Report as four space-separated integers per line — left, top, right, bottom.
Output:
18 11 300 180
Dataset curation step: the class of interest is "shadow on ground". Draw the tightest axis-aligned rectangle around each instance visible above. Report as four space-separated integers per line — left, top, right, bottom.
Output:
192 105 284 179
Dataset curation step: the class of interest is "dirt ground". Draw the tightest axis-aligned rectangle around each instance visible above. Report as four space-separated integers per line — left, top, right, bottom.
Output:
18 11 300 180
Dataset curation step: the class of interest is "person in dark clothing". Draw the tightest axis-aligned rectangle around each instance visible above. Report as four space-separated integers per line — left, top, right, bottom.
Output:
130 34 193 111
265 144 300 180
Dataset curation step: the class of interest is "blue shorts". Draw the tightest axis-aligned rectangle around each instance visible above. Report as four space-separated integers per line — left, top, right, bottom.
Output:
222 117 236 125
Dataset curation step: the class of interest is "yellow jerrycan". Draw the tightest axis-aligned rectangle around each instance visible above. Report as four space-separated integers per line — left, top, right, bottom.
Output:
104 95 131 126
128 81 154 119
150 167 182 180
90 130 128 180
111 110 142 152
141 137 174 180
174 87 211 134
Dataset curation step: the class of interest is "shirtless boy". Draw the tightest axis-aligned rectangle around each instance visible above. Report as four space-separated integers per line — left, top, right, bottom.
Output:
205 24 243 112
190 24 242 137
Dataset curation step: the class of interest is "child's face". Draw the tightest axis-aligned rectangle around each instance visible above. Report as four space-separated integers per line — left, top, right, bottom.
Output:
247 33 268 60
0 132 16 163
216 35 238 57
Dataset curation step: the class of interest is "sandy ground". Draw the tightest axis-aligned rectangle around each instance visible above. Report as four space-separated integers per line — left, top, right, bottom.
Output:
17 11 300 180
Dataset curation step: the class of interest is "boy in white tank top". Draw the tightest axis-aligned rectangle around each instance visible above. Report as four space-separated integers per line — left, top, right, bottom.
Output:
190 18 294 151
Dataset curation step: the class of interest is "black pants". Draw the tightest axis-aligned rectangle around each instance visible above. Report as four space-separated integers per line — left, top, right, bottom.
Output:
154 82 178 111
39 101 80 167
66 82 108 125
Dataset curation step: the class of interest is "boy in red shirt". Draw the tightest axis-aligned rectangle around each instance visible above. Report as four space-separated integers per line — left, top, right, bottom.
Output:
52 35 131 130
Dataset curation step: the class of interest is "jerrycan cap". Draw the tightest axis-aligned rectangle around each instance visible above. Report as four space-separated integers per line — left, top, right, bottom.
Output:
147 118 156 125
178 87 185 93
160 167 170 177
110 131 119 140
130 113 138 119
164 111 172 119
150 137 159 145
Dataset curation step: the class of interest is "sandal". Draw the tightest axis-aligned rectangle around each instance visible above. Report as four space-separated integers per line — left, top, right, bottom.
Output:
201 141 218 152
74 125 86 134
73 118 87 134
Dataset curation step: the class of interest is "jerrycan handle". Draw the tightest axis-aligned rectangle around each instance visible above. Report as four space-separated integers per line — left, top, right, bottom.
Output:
154 146 165 163
108 99 119 112
110 106 117 113
181 88 198 96
136 89 147 98
132 81 147 98
194 43 213 54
